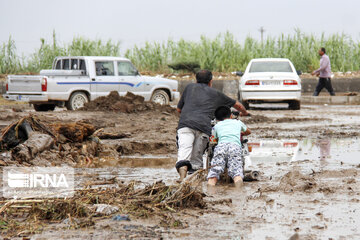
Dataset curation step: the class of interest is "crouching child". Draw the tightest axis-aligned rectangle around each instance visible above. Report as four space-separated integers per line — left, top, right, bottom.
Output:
207 106 251 187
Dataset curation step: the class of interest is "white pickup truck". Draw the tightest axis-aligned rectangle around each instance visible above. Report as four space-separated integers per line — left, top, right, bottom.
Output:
3 56 180 111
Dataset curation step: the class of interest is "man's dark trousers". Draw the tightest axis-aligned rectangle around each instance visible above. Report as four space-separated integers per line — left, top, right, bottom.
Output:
313 77 335 96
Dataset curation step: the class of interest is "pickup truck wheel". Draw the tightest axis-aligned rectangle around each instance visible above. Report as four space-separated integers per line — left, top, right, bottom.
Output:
66 92 89 110
151 90 169 105
33 104 56 112
289 100 301 110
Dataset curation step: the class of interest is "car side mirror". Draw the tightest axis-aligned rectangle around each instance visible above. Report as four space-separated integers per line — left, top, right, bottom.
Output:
236 71 244 77
296 70 302 76
135 70 140 76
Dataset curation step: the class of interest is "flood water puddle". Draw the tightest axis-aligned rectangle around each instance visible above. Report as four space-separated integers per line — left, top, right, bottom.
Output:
74 137 360 188
296 137 360 164
199 137 360 240
247 137 360 172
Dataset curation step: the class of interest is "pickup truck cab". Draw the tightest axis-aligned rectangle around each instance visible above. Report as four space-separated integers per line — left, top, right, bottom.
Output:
4 56 180 111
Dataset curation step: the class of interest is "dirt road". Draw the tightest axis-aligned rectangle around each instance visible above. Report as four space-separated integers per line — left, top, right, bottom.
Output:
1 102 360 239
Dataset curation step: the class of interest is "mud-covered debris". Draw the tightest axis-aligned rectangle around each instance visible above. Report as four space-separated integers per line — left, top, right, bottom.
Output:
343 92 358 96
50 122 96 142
0 116 102 165
243 115 328 124
62 217 80 226
93 128 130 139
275 117 327 123
0 116 57 162
278 170 316 192
11 132 54 163
243 114 272 124
0 116 56 150
95 204 119 215
0 112 18 121
0 174 207 237
80 91 176 113
113 215 131 221
117 140 176 155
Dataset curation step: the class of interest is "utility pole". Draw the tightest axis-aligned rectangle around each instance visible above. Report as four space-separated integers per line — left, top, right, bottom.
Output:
258 26 265 45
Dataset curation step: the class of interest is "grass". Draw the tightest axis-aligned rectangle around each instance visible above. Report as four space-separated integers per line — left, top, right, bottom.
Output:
0 31 121 74
126 30 360 73
1 30 360 74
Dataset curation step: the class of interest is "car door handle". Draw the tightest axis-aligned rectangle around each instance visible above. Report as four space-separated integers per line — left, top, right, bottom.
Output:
91 78 96 81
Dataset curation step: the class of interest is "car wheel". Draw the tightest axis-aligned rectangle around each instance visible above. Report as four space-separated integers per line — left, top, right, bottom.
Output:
151 90 170 105
289 100 301 110
33 104 56 112
241 100 249 110
66 92 89 110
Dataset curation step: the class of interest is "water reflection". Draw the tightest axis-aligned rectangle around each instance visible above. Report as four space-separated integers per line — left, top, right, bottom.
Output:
317 138 331 160
247 137 360 170
247 139 299 163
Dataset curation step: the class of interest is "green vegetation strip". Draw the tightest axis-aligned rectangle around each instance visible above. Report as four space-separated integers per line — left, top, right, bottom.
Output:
1 30 359 74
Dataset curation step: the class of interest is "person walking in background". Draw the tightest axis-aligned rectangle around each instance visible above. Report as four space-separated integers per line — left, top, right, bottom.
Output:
311 47 335 96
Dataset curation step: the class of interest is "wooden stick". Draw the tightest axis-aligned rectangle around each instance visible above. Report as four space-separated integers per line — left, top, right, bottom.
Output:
0 199 45 204
165 204 176 212
0 200 15 214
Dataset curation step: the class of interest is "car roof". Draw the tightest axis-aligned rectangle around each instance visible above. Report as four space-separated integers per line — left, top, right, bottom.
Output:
250 58 291 62
55 56 131 61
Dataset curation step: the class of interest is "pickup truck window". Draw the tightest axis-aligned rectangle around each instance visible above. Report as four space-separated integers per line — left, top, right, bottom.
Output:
63 59 70 70
54 59 86 71
95 61 115 76
55 60 61 69
79 60 86 70
71 59 78 70
117 61 137 76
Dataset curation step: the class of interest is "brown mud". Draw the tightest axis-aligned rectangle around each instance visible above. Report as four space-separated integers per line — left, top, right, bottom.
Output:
80 91 176 114
0 101 360 239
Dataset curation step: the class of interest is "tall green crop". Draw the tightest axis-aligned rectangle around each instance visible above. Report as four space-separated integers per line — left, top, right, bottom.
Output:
1 30 360 74
0 31 121 74
126 30 360 73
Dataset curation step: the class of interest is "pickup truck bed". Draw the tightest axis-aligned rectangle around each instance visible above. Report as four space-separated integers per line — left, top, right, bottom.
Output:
4 56 179 111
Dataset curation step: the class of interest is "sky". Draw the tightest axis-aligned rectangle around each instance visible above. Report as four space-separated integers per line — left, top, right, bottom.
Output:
1 0 360 56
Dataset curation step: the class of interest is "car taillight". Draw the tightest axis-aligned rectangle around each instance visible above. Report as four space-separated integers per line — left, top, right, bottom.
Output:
283 142 298 147
245 80 260 85
248 142 260 147
6 82 8 92
41 77 47 91
283 80 298 85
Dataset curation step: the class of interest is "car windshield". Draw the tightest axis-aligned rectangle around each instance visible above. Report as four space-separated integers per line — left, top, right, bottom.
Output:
249 61 293 73
117 61 138 76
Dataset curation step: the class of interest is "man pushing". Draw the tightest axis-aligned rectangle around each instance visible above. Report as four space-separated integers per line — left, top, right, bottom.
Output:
176 70 250 182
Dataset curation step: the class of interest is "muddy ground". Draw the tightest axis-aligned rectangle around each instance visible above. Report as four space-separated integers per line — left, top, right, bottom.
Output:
0 101 360 239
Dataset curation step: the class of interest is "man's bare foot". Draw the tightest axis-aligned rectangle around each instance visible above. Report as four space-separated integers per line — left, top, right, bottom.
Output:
176 166 188 183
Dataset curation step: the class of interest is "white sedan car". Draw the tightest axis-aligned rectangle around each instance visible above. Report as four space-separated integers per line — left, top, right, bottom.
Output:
237 58 302 110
